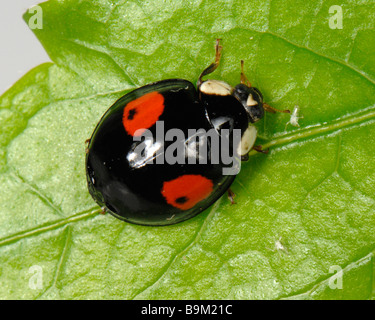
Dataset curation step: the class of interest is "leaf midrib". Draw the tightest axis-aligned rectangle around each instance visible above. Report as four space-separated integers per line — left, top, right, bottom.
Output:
251 104 375 156
280 251 375 300
0 207 99 247
1 103 375 248
265 30 375 85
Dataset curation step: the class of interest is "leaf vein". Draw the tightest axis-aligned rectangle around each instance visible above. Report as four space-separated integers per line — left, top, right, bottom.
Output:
249 105 375 156
264 30 375 86
0 207 99 247
280 251 374 299
35 226 72 299
10 171 64 217
130 198 222 299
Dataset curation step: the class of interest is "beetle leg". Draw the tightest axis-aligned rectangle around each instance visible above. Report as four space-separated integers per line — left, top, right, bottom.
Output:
85 138 91 154
241 145 268 160
252 145 269 154
197 39 223 87
227 188 236 205
241 153 249 161
263 103 290 114
240 60 252 87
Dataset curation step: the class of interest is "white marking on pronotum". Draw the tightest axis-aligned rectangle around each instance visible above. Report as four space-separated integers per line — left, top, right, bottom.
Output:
200 80 233 96
166 214 175 221
246 94 258 106
285 105 303 130
237 125 257 156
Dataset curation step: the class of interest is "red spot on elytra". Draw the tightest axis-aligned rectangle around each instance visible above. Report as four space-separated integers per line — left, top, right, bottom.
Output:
161 175 214 210
123 91 164 136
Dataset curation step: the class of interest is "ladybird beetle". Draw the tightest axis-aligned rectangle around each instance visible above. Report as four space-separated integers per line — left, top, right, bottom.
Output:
85 40 289 226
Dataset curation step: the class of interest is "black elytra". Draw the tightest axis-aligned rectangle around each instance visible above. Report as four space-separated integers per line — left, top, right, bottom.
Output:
85 39 287 226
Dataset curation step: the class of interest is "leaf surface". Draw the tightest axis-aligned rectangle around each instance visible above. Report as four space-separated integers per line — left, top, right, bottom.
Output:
1 0 375 299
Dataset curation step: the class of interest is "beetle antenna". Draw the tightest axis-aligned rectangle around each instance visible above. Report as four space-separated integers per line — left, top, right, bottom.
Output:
197 39 223 88
263 103 290 114
240 60 252 87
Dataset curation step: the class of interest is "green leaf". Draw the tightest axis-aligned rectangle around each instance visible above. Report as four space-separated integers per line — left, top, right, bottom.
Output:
1 0 375 299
